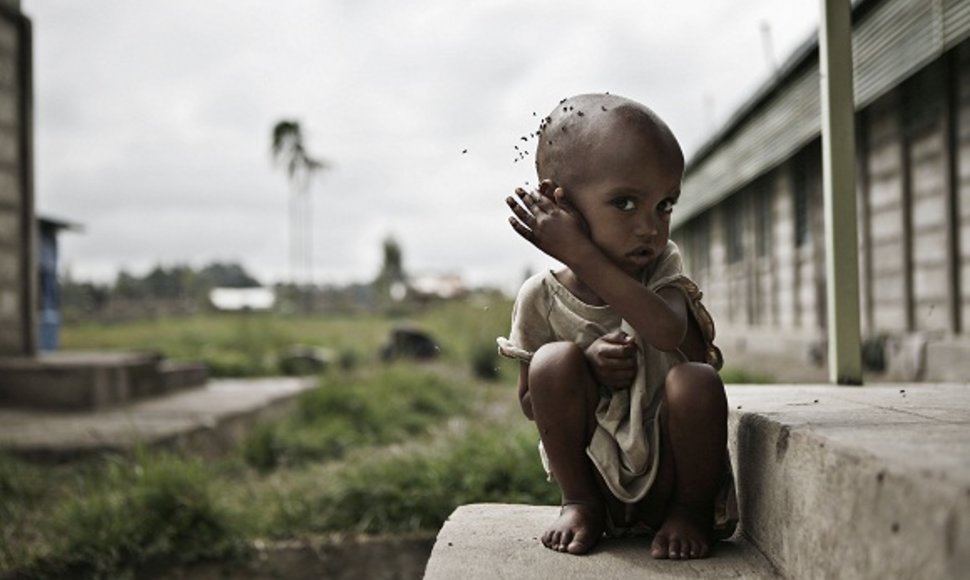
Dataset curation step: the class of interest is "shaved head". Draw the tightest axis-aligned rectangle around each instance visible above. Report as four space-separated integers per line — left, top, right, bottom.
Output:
535 93 684 191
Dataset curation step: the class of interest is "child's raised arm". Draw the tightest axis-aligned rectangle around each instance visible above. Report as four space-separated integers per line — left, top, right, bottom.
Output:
506 186 687 353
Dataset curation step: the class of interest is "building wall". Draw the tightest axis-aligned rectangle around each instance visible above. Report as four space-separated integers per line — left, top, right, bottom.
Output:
0 7 29 356
676 38 970 363
958 42 970 333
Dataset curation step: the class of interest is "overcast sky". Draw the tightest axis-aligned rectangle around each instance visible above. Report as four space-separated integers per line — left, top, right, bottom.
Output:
25 1 819 292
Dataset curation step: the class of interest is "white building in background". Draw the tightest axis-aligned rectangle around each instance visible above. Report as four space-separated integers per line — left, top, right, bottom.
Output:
209 287 276 312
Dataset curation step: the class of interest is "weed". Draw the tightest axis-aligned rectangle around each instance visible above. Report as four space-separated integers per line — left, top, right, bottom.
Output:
278 424 557 534
24 453 246 578
720 367 775 384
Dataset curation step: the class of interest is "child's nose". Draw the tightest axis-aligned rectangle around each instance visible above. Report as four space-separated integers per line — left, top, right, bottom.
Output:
634 212 658 239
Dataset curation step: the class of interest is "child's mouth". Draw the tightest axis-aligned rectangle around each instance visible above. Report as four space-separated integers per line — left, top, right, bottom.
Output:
628 248 654 264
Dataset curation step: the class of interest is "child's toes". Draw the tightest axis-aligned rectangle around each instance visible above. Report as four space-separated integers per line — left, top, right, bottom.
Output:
567 528 597 554
650 533 670 559
559 530 574 552
551 530 564 551
667 538 685 559
541 530 554 548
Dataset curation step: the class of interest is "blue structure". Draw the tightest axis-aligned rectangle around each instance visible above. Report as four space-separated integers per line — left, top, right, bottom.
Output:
37 217 80 352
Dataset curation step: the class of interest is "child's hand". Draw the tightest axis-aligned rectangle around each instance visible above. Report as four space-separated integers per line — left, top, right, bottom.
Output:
506 180 592 264
584 331 637 390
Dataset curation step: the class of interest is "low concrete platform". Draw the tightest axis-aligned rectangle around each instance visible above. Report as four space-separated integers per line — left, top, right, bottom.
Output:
728 383 970 579
423 504 779 579
0 376 317 461
0 351 209 411
425 383 970 579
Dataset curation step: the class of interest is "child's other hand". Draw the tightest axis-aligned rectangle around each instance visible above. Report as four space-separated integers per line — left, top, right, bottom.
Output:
584 331 637 390
506 181 592 263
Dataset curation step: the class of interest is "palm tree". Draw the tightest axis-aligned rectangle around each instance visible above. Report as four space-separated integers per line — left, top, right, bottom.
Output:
271 120 328 289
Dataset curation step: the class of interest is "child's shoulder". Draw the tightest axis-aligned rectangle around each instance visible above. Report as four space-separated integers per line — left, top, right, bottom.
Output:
514 270 555 302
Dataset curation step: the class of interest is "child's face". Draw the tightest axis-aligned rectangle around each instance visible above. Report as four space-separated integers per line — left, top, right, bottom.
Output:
564 127 683 278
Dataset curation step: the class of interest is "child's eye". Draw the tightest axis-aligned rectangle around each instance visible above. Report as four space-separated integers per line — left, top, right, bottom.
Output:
658 199 676 215
612 198 636 211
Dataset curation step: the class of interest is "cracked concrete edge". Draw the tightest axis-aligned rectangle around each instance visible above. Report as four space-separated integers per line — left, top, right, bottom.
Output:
729 408 970 580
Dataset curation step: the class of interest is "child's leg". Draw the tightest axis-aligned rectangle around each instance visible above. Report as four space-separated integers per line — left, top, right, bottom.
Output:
648 362 727 560
527 341 605 555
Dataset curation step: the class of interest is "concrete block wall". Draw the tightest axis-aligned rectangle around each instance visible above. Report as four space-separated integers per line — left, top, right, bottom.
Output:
958 42 970 333
677 39 970 377
0 10 25 357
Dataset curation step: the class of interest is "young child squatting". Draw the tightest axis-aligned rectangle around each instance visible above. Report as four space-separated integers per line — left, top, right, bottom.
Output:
498 93 737 560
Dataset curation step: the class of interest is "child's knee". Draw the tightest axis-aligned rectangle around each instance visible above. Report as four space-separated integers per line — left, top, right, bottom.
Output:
664 363 726 414
529 341 592 397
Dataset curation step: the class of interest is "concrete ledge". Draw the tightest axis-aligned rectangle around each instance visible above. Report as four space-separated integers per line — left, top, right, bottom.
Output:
728 384 970 580
423 504 779 579
0 352 209 411
427 384 970 579
0 377 317 461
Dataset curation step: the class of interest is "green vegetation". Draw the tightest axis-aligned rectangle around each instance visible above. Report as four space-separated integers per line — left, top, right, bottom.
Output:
60 293 514 378
268 424 557 535
241 367 467 470
719 366 775 384
2 294 544 579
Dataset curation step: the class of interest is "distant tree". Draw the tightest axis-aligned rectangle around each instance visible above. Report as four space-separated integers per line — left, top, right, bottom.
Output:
373 236 408 301
198 262 261 288
115 270 146 300
271 120 328 287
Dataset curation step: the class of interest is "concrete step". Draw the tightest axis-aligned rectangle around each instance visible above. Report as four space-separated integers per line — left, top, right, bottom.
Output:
728 383 970 580
423 504 779 579
0 376 316 461
0 352 208 411
156 360 208 395
424 384 970 579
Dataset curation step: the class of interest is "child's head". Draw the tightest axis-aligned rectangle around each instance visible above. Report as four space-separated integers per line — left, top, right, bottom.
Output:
535 93 684 276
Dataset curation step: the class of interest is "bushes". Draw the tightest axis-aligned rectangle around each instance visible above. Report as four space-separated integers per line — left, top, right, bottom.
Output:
274 424 557 535
22 453 246 579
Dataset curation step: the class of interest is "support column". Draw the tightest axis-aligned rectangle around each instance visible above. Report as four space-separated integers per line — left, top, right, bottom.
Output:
819 0 863 384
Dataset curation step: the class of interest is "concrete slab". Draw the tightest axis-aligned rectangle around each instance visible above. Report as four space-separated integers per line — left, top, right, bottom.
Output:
0 377 317 461
726 383 970 579
423 504 779 580
0 351 209 410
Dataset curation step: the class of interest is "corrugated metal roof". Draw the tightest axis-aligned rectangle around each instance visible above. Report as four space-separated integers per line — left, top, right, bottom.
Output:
674 0 969 228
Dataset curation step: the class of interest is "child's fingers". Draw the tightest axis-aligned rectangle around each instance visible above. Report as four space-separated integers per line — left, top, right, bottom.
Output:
601 342 637 360
505 195 536 226
507 215 534 241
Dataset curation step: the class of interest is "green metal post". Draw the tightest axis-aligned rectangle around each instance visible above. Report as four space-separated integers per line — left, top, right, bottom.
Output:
819 0 863 384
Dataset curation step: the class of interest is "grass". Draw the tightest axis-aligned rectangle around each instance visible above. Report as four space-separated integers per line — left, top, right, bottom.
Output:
60 294 514 378
241 366 469 470
0 356 542 578
719 366 775 384
265 423 557 536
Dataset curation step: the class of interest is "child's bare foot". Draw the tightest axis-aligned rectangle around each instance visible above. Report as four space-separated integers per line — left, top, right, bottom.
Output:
649 505 712 560
541 501 605 555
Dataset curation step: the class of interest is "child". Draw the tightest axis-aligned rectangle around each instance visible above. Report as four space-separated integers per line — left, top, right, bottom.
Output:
498 93 737 560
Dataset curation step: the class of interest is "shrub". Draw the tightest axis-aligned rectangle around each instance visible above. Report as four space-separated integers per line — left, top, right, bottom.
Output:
719 367 774 384
241 367 468 469
281 424 557 534
470 340 500 381
26 453 246 578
